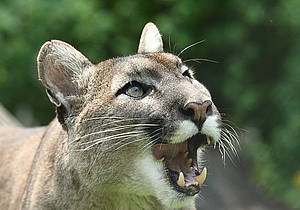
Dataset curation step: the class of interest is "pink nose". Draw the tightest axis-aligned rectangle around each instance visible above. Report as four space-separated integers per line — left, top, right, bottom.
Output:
183 100 212 122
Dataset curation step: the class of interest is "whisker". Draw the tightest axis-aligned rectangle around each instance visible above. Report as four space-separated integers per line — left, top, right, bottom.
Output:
219 141 235 165
139 135 161 155
96 118 148 129
220 143 226 164
221 132 238 156
218 143 224 160
112 136 149 152
113 128 162 153
87 146 101 174
221 122 239 136
177 40 206 57
168 34 172 53
173 43 177 55
221 119 243 136
78 130 145 147
221 132 236 149
224 147 235 164
74 131 145 152
187 59 202 65
83 116 148 122
137 129 162 154
183 58 219 64
69 123 159 145
221 125 240 148
100 134 142 153
226 131 240 149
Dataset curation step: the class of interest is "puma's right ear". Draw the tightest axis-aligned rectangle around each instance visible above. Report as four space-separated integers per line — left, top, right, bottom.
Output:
138 22 163 54
37 40 93 112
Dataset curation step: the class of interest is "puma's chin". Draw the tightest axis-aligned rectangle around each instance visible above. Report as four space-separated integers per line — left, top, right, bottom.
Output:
135 152 195 208
135 118 220 208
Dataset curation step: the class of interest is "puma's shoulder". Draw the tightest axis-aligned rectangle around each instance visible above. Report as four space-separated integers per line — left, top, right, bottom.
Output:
0 126 45 209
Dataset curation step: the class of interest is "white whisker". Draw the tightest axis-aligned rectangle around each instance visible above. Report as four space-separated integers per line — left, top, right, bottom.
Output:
183 58 219 64
79 130 145 146
112 128 162 152
69 123 159 145
177 40 206 57
112 136 148 152
83 116 148 122
221 132 238 156
88 146 101 174
74 131 145 152
137 129 162 154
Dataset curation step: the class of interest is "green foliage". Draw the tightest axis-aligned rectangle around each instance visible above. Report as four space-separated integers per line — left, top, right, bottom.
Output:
0 0 299 207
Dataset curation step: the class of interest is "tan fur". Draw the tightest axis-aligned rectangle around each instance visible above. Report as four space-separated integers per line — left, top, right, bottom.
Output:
0 23 221 210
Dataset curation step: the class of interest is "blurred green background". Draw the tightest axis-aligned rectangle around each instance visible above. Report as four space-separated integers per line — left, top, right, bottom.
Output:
0 0 299 208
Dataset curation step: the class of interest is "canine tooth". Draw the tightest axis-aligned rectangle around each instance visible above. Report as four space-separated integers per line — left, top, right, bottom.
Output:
184 152 189 158
158 157 165 162
187 158 192 166
177 172 185 187
195 167 207 186
206 136 211 145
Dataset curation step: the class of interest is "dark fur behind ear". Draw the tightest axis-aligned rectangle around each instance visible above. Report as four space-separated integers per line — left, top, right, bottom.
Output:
46 88 67 129
57 105 70 130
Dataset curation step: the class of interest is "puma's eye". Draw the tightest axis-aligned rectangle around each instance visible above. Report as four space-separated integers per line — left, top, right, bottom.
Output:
125 82 144 98
117 81 152 99
183 70 193 83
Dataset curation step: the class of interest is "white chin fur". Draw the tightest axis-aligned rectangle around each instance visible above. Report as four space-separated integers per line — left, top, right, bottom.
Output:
169 120 198 144
201 115 221 141
134 152 194 208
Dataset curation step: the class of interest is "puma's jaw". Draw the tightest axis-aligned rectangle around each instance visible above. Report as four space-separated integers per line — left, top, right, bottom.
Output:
133 117 220 208
135 152 195 209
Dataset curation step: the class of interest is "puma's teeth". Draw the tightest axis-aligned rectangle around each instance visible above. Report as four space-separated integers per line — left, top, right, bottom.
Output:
187 158 192 166
184 152 189 158
177 172 185 187
206 136 211 145
158 157 165 162
195 167 207 186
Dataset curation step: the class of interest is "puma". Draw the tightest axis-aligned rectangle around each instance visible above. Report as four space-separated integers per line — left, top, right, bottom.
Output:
0 23 234 210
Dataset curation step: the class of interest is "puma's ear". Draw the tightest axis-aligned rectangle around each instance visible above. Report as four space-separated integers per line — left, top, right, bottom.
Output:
37 40 93 112
138 22 163 54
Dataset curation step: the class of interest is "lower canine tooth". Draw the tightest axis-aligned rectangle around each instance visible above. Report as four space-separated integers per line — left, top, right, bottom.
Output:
177 172 185 187
158 157 165 162
206 136 211 145
187 158 192 166
195 167 207 186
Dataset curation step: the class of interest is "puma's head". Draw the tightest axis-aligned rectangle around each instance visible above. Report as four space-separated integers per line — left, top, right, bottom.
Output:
37 23 222 208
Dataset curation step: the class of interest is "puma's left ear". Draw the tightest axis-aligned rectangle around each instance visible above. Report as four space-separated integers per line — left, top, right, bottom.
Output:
138 22 163 53
37 40 93 113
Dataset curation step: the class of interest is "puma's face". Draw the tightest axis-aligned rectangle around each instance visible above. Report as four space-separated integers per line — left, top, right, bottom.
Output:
38 23 222 208
102 53 221 208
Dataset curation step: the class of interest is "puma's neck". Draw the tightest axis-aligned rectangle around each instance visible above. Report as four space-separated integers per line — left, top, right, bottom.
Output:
22 119 166 210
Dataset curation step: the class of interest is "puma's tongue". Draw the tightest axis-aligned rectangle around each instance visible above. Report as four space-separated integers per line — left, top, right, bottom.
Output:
152 142 187 162
152 142 189 172
152 140 206 189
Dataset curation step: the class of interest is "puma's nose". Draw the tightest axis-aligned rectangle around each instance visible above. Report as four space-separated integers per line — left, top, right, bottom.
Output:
183 100 212 122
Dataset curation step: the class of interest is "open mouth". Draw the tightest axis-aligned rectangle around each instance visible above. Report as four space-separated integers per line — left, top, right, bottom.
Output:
152 133 214 196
